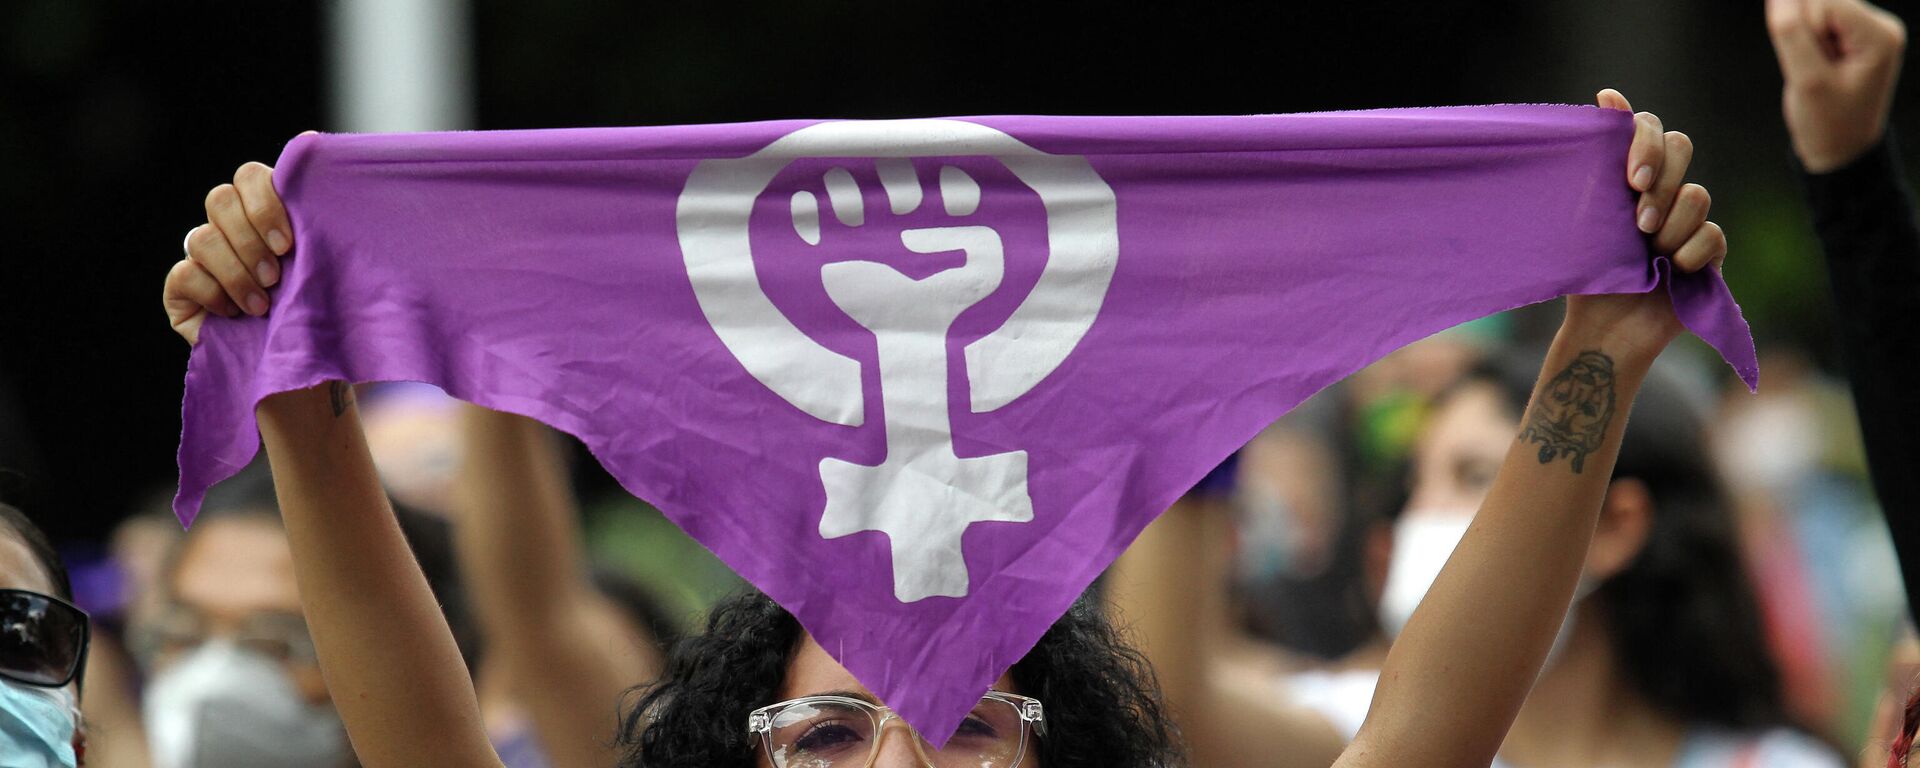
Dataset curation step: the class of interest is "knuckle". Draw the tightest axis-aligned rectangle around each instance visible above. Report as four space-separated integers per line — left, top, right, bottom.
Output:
185 225 221 257
1683 183 1711 207
240 197 271 223
204 184 239 214
234 161 271 186
164 258 195 290
1766 14 1804 38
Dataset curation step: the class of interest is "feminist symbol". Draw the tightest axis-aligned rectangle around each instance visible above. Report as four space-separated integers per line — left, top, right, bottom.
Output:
677 120 1119 602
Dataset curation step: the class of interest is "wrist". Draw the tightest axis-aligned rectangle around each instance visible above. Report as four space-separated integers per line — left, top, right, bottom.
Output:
256 382 358 432
1548 317 1663 379
1795 126 1889 175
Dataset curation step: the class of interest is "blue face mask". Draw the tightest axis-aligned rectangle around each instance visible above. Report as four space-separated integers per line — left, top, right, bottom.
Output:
0 679 76 768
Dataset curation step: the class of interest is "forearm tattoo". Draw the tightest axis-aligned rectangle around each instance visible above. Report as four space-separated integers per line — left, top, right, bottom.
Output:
1519 350 1617 474
329 381 355 418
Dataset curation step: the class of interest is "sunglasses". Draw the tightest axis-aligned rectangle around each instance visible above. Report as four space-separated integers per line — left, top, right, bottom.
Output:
0 589 89 689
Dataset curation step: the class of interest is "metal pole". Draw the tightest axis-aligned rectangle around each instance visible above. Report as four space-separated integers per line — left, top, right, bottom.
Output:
329 0 474 132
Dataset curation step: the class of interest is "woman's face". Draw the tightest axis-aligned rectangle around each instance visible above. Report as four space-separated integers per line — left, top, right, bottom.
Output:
761 633 1037 767
155 515 328 704
0 528 83 751
0 533 58 612
1374 383 1520 636
1405 382 1515 519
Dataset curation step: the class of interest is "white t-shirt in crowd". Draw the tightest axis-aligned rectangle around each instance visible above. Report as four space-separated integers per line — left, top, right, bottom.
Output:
1280 670 1845 768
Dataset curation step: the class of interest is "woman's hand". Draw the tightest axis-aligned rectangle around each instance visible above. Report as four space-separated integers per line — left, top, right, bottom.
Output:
164 162 291 345
1767 0 1906 173
1563 89 1729 366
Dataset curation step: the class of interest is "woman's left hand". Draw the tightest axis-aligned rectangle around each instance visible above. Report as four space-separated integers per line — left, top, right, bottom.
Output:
1563 88 1729 365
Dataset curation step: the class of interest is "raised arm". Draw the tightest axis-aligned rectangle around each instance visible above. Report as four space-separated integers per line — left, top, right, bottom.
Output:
454 406 660 768
166 163 502 768
1767 0 1920 617
1109 496 1349 768
1336 89 1727 768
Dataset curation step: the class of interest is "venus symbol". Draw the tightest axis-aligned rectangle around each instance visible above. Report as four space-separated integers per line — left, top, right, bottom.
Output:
676 120 1120 602
798 163 1035 602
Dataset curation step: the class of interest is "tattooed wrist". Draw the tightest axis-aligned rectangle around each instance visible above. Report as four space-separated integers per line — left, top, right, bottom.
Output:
328 381 355 417
1519 350 1617 474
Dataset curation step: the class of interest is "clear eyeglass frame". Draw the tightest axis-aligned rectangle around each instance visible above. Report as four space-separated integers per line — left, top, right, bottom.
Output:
747 691 1045 767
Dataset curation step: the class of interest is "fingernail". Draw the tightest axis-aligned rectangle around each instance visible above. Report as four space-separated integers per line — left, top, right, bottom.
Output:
256 258 280 288
246 292 269 316
267 229 290 255
1638 206 1660 233
1632 165 1654 191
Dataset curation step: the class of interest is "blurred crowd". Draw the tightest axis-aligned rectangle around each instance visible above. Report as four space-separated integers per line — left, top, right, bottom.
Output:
16 313 1905 767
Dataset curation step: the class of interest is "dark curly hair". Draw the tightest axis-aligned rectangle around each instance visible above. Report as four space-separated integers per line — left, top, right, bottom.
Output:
618 589 1184 767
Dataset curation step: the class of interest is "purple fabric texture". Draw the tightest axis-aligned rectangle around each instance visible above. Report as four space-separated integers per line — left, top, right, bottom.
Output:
174 105 1757 743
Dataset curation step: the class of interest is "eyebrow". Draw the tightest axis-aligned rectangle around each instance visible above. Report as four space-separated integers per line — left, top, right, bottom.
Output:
813 689 882 705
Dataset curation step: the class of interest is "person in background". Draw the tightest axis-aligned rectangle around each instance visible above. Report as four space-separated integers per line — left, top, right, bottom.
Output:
1115 351 1845 767
453 405 666 768
129 471 477 768
0 502 90 767
354 381 678 768
1110 87 1826 767
1218 331 1507 740
130 488 352 768
1399 355 1836 767
68 499 184 768
1766 0 1917 609
1766 1 1920 764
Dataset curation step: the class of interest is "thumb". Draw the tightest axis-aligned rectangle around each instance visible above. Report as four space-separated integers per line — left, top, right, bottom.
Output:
1767 0 1835 77
168 306 204 347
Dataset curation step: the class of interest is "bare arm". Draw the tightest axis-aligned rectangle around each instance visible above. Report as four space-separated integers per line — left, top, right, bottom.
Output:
1109 498 1348 768
454 406 660 768
1336 336 1646 768
261 384 504 768
169 162 500 767
1336 88 1728 768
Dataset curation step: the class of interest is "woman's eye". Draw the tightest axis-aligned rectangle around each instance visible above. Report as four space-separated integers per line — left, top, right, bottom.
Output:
955 715 999 739
793 723 864 753
1455 457 1500 493
159 628 207 653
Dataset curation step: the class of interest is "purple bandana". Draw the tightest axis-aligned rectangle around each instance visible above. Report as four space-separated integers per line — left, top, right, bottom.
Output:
174 105 1757 743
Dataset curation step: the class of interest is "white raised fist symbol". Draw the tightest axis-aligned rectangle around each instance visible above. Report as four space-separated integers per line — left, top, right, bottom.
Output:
676 120 1119 602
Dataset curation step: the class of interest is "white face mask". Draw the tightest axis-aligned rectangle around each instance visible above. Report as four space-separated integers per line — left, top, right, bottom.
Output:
0 679 76 768
1378 511 1592 668
142 640 350 768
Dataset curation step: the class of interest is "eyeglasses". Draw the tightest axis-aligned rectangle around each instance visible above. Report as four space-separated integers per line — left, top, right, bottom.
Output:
748 691 1044 767
0 589 89 689
130 607 316 671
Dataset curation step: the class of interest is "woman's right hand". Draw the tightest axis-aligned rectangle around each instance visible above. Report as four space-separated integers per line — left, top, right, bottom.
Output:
165 162 292 345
